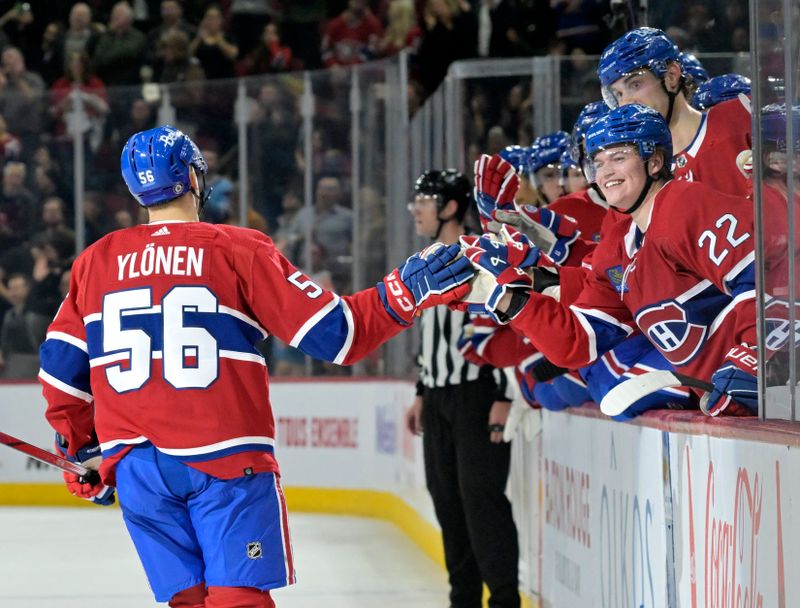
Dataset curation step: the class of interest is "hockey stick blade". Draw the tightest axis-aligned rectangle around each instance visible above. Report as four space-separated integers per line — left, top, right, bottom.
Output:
600 371 714 417
0 431 97 483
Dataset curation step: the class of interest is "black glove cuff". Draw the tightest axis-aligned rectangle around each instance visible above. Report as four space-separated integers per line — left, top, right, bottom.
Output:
531 359 569 382
495 290 530 323
531 267 560 293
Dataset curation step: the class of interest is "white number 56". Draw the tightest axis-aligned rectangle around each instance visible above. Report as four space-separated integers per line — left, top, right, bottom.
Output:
137 170 155 185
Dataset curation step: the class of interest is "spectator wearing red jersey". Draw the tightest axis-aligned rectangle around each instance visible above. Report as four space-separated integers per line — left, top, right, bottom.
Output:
377 0 422 57
50 51 109 143
321 0 384 67
237 22 293 75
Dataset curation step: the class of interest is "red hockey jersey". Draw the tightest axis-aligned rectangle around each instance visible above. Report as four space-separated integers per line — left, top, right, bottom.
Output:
547 187 609 267
511 180 773 386
39 221 404 482
672 95 752 197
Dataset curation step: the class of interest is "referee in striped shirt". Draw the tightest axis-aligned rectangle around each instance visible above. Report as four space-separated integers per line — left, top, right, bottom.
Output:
405 170 520 608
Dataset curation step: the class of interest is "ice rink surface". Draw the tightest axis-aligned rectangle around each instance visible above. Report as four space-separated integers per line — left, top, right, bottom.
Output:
0 508 448 607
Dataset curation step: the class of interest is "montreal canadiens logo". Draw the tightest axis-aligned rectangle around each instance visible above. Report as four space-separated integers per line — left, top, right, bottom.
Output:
636 302 707 365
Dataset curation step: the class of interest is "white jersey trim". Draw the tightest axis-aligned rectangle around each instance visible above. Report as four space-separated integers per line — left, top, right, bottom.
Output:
675 279 713 304
219 305 268 339
708 289 756 337
333 300 355 365
46 331 88 353
684 113 708 158
570 308 599 363
724 251 755 291
38 369 94 403
289 295 340 348
100 436 149 452
157 435 276 456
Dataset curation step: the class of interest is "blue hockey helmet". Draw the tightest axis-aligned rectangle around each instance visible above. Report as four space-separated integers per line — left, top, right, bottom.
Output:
559 147 578 174
761 103 800 153
498 145 531 174
121 125 208 207
597 27 681 108
584 104 672 178
527 131 571 175
571 100 609 163
678 52 709 87
691 74 752 111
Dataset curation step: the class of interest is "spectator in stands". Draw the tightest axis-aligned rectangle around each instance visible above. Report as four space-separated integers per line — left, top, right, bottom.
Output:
82 190 109 246
190 5 238 81
0 273 48 378
0 46 45 156
377 0 422 57
60 3 101 64
476 0 535 58
201 147 234 224
237 22 293 75
31 196 74 246
113 208 134 229
146 0 196 68
29 229 73 319
0 162 34 239
273 187 304 259
93 2 147 87
116 97 155 145
321 0 384 67
229 0 277 57
33 165 64 206
252 81 300 225
550 0 609 54
50 51 109 149
156 30 204 125
33 22 64 85
416 0 477 95
281 0 324 69
0 2 35 61
287 174 353 291
0 113 21 166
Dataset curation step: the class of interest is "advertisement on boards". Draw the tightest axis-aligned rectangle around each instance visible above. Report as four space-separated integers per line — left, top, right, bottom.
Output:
670 434 799 608
541 410 669 608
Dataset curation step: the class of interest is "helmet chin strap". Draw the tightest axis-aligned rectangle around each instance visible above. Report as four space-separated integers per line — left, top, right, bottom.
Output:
193 173 213 217
590 182 606 200
660 78 683 126
612 160 655 216
432 212 456 240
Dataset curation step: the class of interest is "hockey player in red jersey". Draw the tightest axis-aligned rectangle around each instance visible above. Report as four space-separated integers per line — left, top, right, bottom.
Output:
598 27 752 197
39 125 473 608
464 104 780 417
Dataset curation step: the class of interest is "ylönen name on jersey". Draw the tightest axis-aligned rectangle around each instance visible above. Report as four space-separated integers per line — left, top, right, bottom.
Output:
117 244 205 280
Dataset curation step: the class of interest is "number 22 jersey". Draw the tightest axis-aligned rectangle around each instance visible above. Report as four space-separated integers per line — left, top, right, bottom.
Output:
510 180 779 386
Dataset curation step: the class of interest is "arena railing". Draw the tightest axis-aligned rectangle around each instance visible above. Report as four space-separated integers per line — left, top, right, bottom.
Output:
9 43 798 422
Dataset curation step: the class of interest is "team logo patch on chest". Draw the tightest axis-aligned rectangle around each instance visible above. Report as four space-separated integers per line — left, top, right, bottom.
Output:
635 302 707 365
605 265 628 294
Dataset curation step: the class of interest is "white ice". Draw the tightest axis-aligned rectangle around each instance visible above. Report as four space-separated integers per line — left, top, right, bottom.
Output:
0 508 447 607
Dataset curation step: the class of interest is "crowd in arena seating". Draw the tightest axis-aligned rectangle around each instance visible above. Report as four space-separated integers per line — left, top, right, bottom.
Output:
0 0 750 377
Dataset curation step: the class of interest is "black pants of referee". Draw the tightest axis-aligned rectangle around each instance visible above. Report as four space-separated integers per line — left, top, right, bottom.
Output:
422 377 520 608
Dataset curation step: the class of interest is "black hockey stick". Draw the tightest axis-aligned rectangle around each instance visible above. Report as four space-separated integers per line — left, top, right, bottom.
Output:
0 431 100 484
600 371 713 417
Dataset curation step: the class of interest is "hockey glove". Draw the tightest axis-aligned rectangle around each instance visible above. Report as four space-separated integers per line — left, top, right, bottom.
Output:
473 154 519 231
702 344 759 416
55 433 115 506
378 242 474 325
493 205 580 265
459 230 536 324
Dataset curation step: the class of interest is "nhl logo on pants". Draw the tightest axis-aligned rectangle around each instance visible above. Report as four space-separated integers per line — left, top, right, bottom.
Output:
246 541 263 559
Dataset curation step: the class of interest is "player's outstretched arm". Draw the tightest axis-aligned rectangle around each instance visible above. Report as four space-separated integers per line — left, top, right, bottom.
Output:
376 242 474 326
